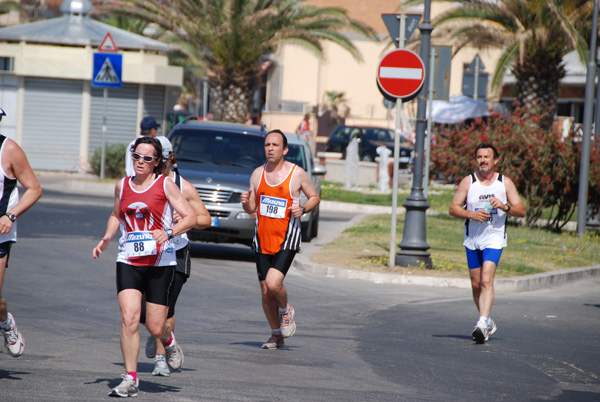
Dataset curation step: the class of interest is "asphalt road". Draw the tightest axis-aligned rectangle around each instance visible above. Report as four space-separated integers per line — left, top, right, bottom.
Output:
0 190 598 401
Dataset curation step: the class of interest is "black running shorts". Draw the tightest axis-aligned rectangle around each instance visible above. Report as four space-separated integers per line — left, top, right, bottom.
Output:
0 241 13 267
116 262 174 306
255 250 296 281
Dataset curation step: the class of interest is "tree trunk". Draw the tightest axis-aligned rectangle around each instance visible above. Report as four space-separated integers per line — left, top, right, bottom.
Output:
513 52 565 131
210 84 251 123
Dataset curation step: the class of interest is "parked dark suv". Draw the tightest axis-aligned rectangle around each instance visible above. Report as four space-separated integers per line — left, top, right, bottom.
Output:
325 125 413 168
168 119 326 245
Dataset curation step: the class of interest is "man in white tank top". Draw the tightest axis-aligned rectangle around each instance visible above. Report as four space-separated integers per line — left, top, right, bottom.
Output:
449 143 525 344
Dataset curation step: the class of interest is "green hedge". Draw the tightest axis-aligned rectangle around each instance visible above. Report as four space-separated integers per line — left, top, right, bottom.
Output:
91 143 127 179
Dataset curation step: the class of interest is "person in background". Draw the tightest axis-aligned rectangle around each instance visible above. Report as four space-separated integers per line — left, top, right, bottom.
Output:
142 136 211 377
295 113 311 144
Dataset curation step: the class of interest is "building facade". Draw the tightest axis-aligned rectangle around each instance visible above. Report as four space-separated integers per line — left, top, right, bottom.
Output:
0 2 182 171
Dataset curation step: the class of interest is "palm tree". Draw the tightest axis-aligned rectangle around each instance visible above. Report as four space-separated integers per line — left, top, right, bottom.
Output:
105 0 378 123
100 15 152 36
404 0 593 130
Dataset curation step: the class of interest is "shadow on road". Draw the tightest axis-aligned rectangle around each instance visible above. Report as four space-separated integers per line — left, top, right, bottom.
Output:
189 243 255 263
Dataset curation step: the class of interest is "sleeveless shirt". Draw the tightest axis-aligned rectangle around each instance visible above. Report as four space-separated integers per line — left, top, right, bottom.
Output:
252 164 301 254
0 135 18 244
116 175 176 266
463 172 508 250
171 172 189 252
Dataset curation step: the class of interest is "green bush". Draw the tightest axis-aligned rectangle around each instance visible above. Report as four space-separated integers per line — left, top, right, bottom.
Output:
91 143 127 179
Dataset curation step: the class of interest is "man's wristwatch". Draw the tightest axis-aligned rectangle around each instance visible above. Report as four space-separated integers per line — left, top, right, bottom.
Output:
301 206 306 215
505 205 511 213
4 213 16 222
165 228 174 240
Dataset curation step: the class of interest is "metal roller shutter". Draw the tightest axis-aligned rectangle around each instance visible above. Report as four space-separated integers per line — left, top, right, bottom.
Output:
88 83 138 157
22 77 83 171
0 75 18 140
143 85 165 136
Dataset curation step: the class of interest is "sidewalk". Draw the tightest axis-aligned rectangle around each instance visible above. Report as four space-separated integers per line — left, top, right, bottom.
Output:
37 172 600 292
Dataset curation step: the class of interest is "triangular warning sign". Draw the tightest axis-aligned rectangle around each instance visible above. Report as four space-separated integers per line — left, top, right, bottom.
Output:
94 57 120 84
98 32 118 52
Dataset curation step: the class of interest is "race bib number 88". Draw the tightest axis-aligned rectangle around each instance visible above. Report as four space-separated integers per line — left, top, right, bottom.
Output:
260 195 287 219
125 231 157 257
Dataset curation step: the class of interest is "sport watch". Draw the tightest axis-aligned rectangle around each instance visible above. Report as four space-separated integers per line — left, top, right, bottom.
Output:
165 228 174 240
4 213 16 222
301 206 306 215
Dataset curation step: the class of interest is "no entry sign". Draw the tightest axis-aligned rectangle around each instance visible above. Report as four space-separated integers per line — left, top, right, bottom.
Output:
377 49 425 99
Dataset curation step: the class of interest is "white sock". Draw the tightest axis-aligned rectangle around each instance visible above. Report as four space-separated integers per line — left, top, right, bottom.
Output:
478 316 488 325
272 329 282 335
487 317 493 326
0 316 12 330
278 305 289 315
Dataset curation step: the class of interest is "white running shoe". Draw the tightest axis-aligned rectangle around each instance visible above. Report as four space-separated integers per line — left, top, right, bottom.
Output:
1 313 24 357
487 319 497 337
164 333 184 370
279 305 296 338
472 320 489 344
109 374 139 397
145 335 157 359
152 355 170 377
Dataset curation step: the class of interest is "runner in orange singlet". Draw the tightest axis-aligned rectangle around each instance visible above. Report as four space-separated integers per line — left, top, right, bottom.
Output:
241 129 320 350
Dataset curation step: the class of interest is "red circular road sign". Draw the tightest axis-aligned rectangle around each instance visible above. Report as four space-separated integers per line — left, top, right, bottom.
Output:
377 49 425 99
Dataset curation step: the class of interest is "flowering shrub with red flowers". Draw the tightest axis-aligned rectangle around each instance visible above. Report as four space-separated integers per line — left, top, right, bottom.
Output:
430 105 600 230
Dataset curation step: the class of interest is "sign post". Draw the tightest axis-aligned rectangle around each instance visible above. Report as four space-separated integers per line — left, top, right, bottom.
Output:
92 32 122 180
376 49 426 268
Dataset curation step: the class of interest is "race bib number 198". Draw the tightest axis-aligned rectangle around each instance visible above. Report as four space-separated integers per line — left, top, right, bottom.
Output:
125 231 157 257
260 195 287 219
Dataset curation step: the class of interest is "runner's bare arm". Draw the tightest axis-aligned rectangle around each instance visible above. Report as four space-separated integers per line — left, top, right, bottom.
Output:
158 179 196 244
503 176 526 218
290 168 320 218
5 139 42 217
181 178 211 230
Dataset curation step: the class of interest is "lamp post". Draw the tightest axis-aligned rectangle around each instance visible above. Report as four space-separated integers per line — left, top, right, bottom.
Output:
395 0 433 268
576 0 598 236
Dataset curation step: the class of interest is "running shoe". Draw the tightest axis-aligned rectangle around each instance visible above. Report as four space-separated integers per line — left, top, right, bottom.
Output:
472 320 489 344
145 335 156 359
109 374 139 398
487 319 497 337
261 334 284 349
279 305 296 338
164 333 184 370
152 355 170 377
1 312 24 357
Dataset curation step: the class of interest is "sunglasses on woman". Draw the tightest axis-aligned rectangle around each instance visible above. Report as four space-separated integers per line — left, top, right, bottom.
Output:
131 152 158 163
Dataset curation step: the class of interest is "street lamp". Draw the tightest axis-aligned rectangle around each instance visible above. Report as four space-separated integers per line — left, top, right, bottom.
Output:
395 0 433 268
576 0 598 236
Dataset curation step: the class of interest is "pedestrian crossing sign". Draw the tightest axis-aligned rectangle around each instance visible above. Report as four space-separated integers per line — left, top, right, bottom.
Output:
92 53 122 88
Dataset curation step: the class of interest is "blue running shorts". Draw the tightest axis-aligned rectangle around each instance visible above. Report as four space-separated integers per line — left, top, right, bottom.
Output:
465 247 503 269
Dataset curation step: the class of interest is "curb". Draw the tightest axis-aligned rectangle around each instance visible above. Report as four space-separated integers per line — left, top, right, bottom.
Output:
293 257 600 293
